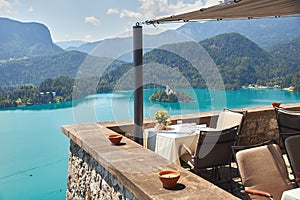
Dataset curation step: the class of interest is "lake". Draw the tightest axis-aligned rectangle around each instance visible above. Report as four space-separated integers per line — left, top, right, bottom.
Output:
0 88 299 200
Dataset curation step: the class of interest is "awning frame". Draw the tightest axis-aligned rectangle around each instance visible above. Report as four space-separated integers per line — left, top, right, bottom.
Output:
145 0 300 25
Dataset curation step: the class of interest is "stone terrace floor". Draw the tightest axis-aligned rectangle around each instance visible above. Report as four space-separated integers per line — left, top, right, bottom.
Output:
181 164 248 200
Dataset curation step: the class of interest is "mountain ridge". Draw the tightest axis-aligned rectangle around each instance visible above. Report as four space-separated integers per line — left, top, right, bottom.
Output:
0 31 299 109
55 40 86 49
177 16 300 48
95 33 299 92
0 17 299 93
0 17 63 60
60 17 300 56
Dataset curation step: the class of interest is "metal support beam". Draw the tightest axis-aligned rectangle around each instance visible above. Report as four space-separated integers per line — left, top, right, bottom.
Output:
133 24 143 145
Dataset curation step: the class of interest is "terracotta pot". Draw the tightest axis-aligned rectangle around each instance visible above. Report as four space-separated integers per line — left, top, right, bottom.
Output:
272 102 281 107
108 134 123 145
158 170 180 188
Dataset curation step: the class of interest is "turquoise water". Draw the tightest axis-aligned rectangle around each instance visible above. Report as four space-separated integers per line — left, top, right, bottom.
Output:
0 88 299 200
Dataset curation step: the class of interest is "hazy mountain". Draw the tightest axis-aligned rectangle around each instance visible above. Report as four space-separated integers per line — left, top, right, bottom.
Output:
69 30 193 62
0 18 63 60
177 16 300 48
55 40 86 49
63 17 300 58
65 41 102 53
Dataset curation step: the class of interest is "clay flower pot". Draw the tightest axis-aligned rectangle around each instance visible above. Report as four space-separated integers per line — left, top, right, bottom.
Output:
108 134 123 145
272 102 281 107
158 170 180 188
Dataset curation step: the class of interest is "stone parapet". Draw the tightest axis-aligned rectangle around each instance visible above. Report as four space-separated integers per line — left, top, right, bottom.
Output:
62 123 238 200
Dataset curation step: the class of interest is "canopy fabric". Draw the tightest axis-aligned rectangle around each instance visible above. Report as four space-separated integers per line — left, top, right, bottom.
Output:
145 0 300 24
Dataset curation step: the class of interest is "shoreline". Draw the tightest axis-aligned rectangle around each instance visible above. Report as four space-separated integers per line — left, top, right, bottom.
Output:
0 87 298 111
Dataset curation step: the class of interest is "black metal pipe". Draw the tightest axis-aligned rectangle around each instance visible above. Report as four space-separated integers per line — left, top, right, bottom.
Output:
133 24 143 145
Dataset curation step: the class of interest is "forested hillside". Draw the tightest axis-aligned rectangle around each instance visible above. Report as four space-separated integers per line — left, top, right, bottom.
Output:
0 76 74 108
267 36 300 91
268 36 300 63
96 33 300 91
0 51 86 86
0 50 125 88
1 32 299 108
1 32 299 91
200 33 279 89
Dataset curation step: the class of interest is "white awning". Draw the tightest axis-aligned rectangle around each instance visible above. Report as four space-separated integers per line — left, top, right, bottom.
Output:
145 0 300 24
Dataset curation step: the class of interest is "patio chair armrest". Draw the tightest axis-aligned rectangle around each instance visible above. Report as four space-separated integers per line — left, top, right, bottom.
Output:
245 189 273 199
181 144 194 157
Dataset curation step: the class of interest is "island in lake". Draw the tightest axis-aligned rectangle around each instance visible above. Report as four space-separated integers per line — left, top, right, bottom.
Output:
149 86 194 102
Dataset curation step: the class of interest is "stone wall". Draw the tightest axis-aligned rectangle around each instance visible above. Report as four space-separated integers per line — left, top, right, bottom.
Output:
67 141 137 200
109 104 300 147
238 109 279 146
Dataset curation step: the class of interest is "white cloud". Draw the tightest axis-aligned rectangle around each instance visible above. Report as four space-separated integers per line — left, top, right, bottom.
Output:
139 0 209 18
0 0 12 14
84 16 100 26
120 9 143 19
107 8 119 15
137 0 167 19
119 0 220 20
28 6 33 13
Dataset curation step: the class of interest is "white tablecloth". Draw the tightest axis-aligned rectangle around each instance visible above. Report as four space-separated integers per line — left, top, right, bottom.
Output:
281 188 300 200
144 123 206 165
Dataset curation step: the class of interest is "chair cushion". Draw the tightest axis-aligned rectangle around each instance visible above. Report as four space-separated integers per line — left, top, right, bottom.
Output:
236 144 294 200
216 110 243 130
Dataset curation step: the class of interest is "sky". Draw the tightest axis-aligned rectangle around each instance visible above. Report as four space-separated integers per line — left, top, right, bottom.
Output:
0 0 220 42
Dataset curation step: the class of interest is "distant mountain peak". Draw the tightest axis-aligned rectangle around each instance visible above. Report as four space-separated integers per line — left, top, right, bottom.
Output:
177 16 300 48
55 40 87 49
0 17 63 60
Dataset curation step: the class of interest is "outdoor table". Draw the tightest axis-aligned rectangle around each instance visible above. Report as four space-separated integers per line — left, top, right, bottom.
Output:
144 123 206 165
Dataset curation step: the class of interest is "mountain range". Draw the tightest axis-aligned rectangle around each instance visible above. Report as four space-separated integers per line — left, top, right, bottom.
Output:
56 16 300 54
177 16 300 48
0 17 299 92
55 40 86 49
89 33 300 92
